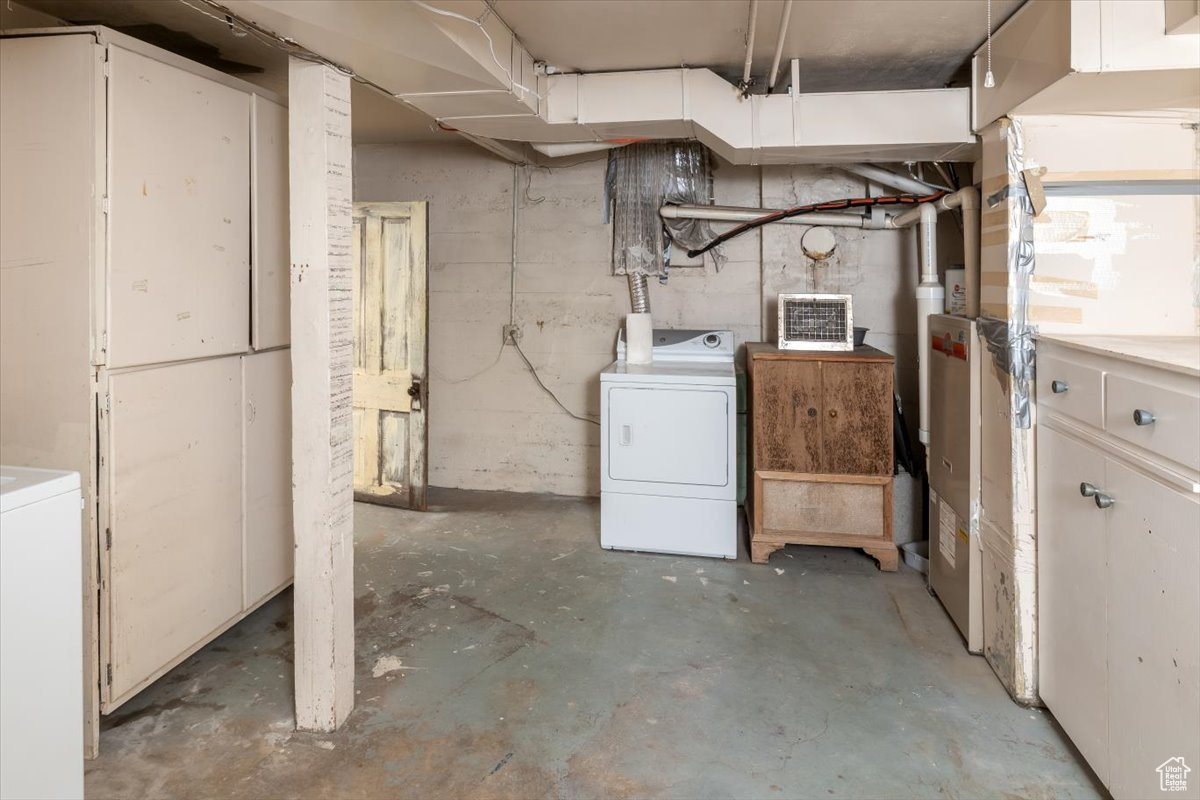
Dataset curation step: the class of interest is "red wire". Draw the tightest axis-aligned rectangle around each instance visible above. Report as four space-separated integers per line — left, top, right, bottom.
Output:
685 191 948 257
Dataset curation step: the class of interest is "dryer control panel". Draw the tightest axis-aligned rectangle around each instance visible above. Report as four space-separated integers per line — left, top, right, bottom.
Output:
616 328 734 362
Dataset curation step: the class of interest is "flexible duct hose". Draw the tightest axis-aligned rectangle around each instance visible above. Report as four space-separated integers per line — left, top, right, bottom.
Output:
627 273 650 314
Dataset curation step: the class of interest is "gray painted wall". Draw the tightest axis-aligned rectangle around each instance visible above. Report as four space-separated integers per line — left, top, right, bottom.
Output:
354 141 962 543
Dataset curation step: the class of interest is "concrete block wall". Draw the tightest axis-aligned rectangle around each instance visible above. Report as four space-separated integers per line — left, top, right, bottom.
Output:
354 142 961 543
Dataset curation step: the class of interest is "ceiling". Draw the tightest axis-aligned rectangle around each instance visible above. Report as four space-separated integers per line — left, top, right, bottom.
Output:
496 0 1025 92
11 0 1025 142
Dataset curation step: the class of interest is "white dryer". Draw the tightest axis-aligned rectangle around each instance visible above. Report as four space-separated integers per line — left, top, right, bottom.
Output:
600 329 737 559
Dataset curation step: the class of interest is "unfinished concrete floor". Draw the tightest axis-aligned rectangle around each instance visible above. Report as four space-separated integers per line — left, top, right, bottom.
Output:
86 490 1101 800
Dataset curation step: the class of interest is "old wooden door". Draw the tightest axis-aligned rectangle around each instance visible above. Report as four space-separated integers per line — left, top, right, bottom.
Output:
351 202 429 510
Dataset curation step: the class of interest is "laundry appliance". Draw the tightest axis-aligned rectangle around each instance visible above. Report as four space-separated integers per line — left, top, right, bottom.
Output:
927 314 983 652
600 329 737 559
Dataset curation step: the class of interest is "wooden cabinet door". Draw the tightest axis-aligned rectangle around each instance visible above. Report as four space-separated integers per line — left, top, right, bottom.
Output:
1036 424 1110 785
751 359 822 473
1106 460 1200 800
102 357 243 709
107 46 250 368
821 360 892 475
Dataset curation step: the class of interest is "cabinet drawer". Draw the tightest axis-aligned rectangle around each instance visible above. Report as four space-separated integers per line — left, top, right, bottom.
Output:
759 473 889 540
1105 375 1200 471
1036 354 1104 428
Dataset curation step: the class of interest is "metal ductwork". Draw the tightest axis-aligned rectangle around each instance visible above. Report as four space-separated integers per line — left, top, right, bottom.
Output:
220 0 978 165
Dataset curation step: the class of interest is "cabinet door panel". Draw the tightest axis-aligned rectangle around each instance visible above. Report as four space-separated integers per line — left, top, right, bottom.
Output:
1036 425 1110 784
751 360 822 472
251 95 289 350
243 350 293 607
107 46 250 368
822 361 892 475
1106 460 1200 800
105 357 243 707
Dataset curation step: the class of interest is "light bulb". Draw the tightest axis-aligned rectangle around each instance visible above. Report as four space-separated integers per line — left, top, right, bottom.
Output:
983 70 996 89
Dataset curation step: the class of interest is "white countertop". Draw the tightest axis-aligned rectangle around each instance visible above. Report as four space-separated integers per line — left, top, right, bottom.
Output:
1036 334 1200 378
0 466 80 514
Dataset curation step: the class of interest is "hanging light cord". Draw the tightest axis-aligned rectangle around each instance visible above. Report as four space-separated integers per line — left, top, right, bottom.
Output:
984 0 996 88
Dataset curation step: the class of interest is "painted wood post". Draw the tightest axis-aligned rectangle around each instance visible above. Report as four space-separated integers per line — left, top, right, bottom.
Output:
287 57 355 732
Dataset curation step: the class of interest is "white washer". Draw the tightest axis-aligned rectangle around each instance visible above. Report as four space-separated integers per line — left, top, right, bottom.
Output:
600 329 737 559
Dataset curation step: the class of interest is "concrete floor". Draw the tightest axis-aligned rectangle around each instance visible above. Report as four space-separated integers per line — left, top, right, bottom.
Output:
87 490 1102 800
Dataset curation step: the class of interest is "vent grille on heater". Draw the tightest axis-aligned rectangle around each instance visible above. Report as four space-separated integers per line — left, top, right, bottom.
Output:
777 293 854 351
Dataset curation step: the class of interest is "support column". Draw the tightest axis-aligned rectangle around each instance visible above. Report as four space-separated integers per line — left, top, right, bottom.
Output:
287 57 354 731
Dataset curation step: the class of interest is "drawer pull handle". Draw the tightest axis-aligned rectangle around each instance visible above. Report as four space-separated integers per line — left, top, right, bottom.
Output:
1080 482 1098 497
1094 492 1115 510
1133 409 1156 426
1051 380 1069 394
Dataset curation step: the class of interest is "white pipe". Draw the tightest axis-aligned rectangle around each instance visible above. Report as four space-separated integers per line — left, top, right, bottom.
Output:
957 187 981 318
843 164 942 196
530 141 620 158
889 189 982 445
742 0 759 87
767 0 793 91
660 203 880 228
668 186 977 446
914 203 941 445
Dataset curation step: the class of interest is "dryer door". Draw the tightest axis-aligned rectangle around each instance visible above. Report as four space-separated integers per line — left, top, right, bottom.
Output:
606 386 729 488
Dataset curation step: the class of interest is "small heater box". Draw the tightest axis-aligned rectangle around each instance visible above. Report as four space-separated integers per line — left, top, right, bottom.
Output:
777 293 854 351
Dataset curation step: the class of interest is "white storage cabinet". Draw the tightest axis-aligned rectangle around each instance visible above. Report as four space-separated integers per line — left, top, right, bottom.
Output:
0 27 292 755
1036 336 1199 800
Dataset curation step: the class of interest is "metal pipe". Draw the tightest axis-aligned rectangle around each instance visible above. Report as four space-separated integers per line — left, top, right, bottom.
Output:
842 164 942 196
627 273 650 314
510 165 519 325
766 0 793 91
742 0 759 87
660 203 881 229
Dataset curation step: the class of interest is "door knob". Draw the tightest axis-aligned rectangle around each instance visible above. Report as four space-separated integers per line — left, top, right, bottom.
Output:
1094 492 1115 510
1051 380 1069 394
1080 482 1098 497
1133 409 1155 426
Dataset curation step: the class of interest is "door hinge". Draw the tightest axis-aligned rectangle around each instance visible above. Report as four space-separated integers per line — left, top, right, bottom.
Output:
106 663 112 686
105 527 111 550
101 195 110 216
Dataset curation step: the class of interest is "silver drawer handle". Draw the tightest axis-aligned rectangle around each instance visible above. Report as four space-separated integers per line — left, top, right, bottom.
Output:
1094 492 1115 510
1051 380 1069 394
1080 482 1098 497
1133 409 1155 426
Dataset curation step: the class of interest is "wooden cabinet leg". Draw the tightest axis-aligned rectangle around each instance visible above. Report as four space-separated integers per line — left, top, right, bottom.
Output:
751 541 784 564
864 545 898 572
